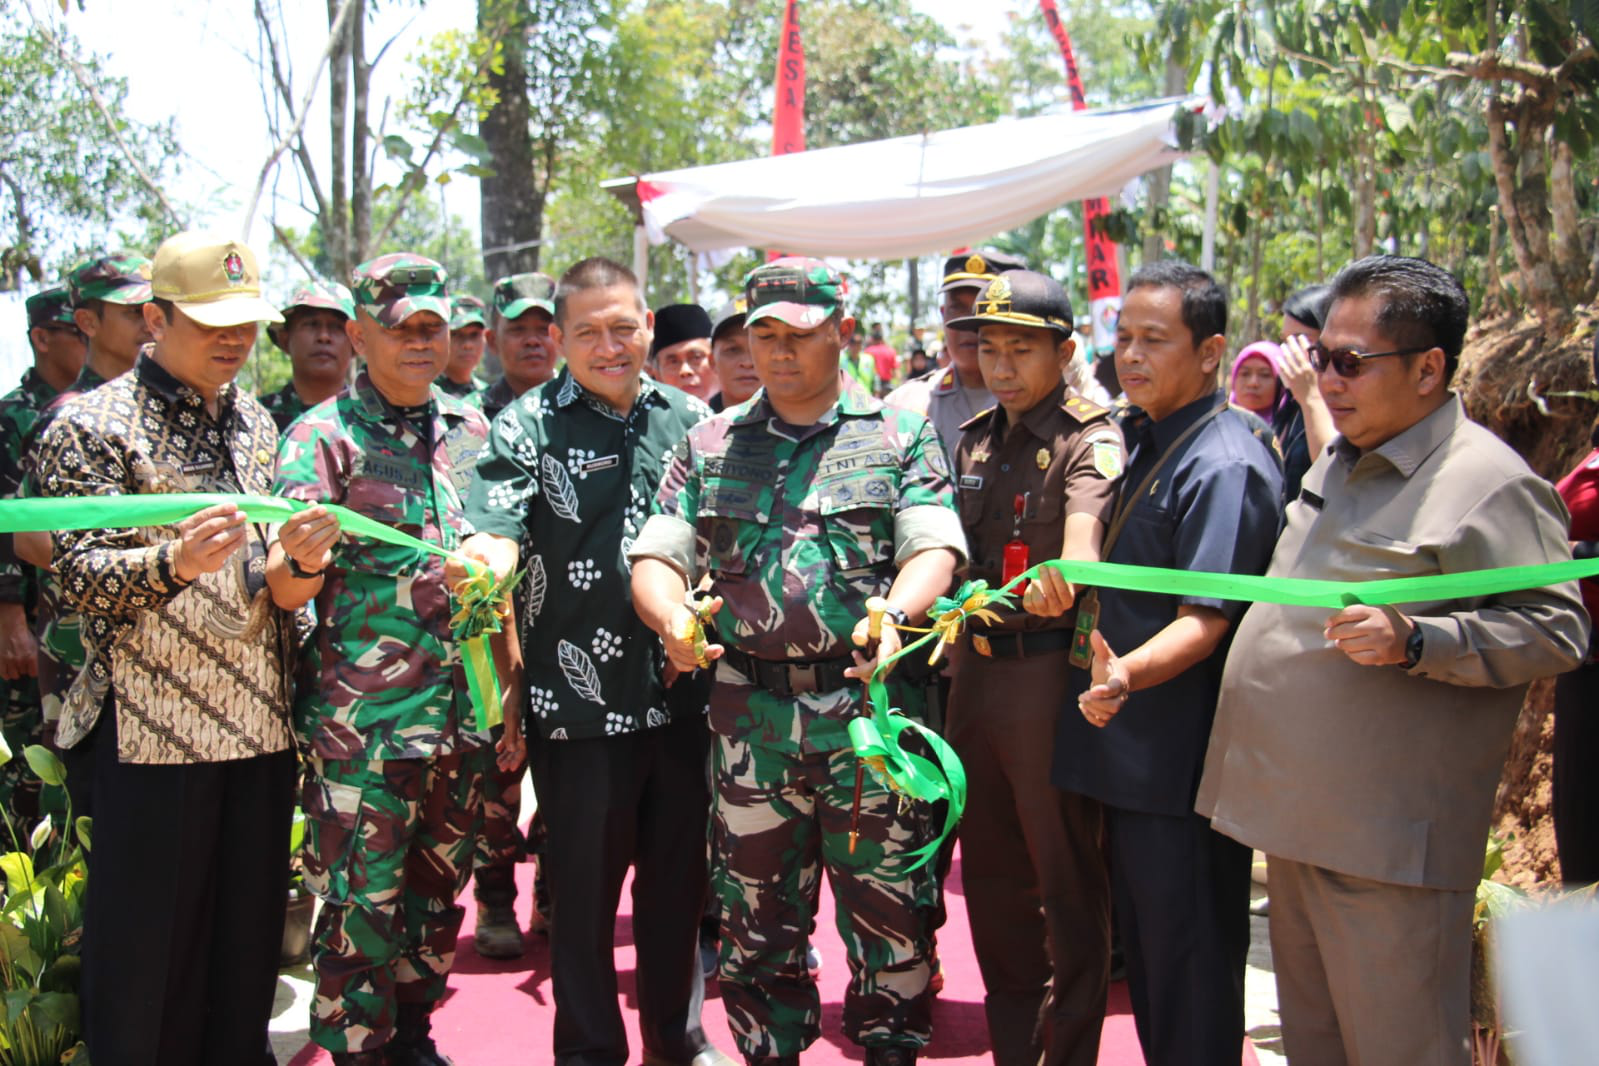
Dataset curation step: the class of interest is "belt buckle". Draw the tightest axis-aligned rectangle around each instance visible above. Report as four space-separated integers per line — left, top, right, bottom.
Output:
972 633 993 658
787 662 819 694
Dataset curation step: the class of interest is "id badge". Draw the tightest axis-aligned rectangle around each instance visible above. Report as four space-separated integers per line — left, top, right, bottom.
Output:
1070 588 1099 669
1002 539 1030 591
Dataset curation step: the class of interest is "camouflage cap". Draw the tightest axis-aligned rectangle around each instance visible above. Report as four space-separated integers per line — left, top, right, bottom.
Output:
25 285 76 328
68 252 154 307
491 272 556 322
939 248 1028 295
351 253 450 328
151 232 282 327
450 293 488 330
743 257 844 329
268 279 356 350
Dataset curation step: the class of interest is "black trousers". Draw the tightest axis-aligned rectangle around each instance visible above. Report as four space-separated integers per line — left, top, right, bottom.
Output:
69 706 295 1066
1103 804 1252 1066
529 713 713 1066
1554 662 1599 885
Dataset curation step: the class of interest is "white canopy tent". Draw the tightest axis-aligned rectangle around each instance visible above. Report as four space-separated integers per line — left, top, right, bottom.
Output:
603 96 1205 261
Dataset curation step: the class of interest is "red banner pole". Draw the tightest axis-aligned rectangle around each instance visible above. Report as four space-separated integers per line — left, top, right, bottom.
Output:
768 0 806 260
1039 0 1122 353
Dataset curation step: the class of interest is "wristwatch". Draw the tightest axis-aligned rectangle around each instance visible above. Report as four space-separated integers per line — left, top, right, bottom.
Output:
881 602 910 629
1402 624 1424 669
287 554 325 580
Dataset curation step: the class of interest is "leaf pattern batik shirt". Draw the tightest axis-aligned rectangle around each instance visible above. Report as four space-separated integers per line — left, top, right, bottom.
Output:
31 354 295 763
274 371 492 761
464 369 712 742
636 380 964 754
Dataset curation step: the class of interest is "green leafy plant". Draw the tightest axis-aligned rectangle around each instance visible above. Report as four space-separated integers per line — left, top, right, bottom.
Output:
1471 834 1526 1066
0 736 90 1065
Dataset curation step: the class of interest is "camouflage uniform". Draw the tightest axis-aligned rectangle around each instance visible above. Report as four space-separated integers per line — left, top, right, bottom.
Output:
274 255 494 1054
438 294 487 403
0 289 73 825
631 275 967 1062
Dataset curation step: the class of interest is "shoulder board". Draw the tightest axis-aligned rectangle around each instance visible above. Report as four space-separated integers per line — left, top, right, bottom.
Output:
931 368 958 395
1061 393 1109 422
958 405 998 431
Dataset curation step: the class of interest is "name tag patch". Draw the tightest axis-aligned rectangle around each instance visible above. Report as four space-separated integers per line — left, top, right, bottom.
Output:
580 454 620 474
959 474 984 491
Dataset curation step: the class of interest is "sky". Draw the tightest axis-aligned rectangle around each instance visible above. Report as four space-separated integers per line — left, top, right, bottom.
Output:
3 0 1030 380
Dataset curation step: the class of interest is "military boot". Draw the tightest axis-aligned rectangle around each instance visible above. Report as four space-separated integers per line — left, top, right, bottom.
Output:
389 1002 453 1066
472 864 525 959
331 1050 389 1066
863 1047 917 1066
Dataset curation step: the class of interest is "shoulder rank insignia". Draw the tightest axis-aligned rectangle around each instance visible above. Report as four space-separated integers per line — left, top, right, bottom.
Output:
1062 393 1109 421
958 405 997 432
932 368 958 395
969 439 993 464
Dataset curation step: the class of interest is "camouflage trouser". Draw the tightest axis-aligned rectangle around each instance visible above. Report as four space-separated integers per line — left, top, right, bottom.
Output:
301 747 490 1052
714 735 935 1059
472 759 524 905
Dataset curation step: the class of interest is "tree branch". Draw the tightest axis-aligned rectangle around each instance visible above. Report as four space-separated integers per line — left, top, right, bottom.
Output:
241 0 360 242
255 0 329 220
272 220 321 280
1447 49 1555 91
30 18 183 228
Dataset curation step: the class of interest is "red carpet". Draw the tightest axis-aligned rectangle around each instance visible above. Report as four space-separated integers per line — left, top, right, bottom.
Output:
289 846 1259 1064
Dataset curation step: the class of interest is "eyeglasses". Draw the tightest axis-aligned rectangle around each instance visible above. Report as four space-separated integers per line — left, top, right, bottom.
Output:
1307 342 1430 378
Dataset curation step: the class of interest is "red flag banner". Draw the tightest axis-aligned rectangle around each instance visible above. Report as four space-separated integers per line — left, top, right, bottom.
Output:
773 0 805 156
1039 0 1121 353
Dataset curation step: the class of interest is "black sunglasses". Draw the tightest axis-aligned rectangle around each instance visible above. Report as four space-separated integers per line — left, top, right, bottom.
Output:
1308 342 1430 378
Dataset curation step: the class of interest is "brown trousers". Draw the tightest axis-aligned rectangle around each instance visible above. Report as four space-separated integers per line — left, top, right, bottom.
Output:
1267 855 1474 1066
947 644 1110 1066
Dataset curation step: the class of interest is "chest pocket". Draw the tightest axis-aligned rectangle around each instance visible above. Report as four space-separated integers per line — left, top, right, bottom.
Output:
699 478 762 577
341 471 430 574
818 473 896 574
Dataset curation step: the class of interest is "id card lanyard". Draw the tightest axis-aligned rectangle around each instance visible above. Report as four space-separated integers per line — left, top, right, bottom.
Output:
1069 402 1227 669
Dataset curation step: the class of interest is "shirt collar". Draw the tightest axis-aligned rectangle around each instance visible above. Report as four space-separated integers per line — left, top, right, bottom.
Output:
1144 389 1225 450
1333 392 1463 478
136 348 238 418
729 374 882 434
349 368 456 428
551 366 662 422
1015 381 1069 440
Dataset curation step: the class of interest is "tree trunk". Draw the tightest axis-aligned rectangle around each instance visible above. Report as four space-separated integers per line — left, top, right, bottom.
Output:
479 0 543 283
1140 55 1187 265
1352 82 1377 258
350 0 372 264
1243 185 1265 350
327 0 350 277
1486 96 1569 328
1548 137 1587 301
907 257 919 331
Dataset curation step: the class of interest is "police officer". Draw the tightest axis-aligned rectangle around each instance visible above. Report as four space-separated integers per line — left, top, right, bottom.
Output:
481 271 558 420
260 280 357 430
440 293 489 400
1059 261 1284 1066
630 257 967 1066
269 254 500 1066
945 270 1125 1066
0 285 86 827
886 248 1027 459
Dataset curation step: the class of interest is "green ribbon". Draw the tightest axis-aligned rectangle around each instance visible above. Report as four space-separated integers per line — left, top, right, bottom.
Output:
0 493 510 731
855 553 1599 874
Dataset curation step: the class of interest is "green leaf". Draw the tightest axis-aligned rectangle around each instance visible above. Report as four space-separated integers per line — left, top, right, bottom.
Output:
73 816 90 854
459 163 498 180
435 172 453 186
382 134 414 163
22 746 65 788
28 818 49 853
448 130 492 162
0 730 11 768
0 851 36 899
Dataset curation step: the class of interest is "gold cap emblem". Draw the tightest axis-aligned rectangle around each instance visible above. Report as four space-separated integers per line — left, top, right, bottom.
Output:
965 254 987 275
975 275 1013 317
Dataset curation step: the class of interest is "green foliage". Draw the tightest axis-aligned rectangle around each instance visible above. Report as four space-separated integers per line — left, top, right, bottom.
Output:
0 1 179 288
0 747 89 1065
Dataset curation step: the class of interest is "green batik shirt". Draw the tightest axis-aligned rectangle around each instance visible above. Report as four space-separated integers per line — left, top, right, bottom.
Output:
465 368 712 742
274 371 492 761
0 367 60 607
630 379 966 754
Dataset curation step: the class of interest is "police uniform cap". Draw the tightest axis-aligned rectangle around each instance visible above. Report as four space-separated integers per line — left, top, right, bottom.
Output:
947 270 1074 337
938 248 1028 295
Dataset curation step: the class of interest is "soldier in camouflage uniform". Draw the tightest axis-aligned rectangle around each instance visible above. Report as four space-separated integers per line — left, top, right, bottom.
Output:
458 257 727 1066
0 286 85 829
260 280 356 431
269 254 500 1066
630 258 967 1066
439 293 488 402
480 272 558 419
66 252 153 392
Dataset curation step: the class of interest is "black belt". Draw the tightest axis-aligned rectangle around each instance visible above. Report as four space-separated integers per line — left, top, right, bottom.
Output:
718 647 855 697
968 628 1074 660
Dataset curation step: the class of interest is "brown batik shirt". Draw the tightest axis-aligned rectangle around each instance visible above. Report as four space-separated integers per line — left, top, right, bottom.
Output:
32 350 295 764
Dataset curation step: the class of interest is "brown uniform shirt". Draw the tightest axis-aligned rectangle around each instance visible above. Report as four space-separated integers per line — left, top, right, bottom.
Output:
955 382 1125 633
